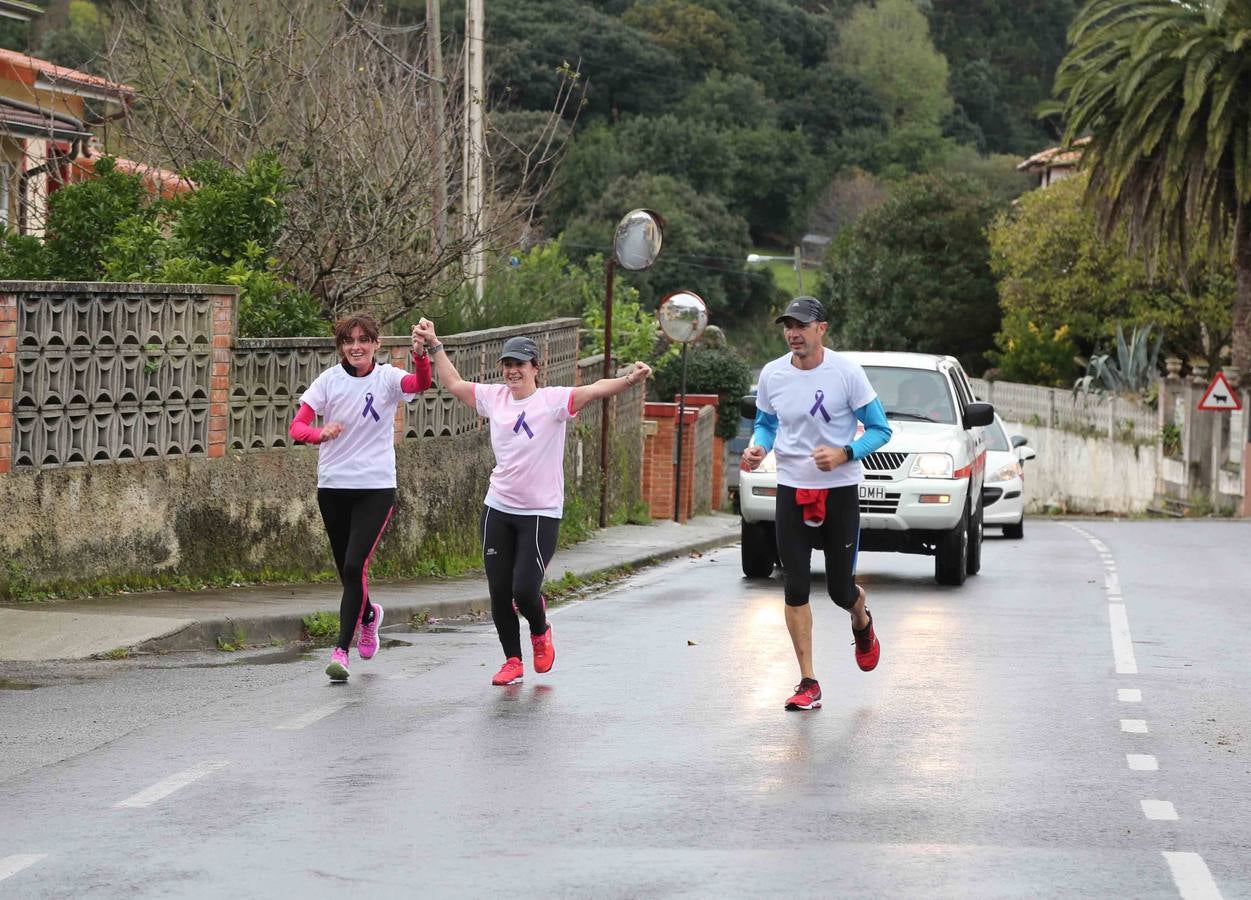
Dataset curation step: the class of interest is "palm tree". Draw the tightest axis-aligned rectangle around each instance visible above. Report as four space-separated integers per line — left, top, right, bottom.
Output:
1050 0 1251 373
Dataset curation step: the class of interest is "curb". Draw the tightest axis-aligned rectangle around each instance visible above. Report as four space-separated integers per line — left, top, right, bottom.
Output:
134 529 740 655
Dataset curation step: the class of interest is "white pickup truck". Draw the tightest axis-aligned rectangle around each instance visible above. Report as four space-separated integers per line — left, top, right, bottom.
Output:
738 351 994 586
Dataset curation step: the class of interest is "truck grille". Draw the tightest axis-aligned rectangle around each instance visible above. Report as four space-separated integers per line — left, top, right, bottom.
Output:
862 451 906 472
859 491 901 515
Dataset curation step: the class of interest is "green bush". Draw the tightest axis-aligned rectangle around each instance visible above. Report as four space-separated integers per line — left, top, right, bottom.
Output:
987 309 1079 387
0 153 326 338
652 344 752 440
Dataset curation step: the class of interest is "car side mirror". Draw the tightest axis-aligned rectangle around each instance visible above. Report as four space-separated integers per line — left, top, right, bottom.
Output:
739 395 758 419
963 401 994 428
1018 446 1037 462
1011 434 1029 448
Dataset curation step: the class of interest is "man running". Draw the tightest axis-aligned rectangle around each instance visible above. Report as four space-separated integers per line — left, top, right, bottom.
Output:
741 296 892 710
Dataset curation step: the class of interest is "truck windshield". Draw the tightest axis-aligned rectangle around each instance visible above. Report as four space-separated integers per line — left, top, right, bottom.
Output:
863 367 957 425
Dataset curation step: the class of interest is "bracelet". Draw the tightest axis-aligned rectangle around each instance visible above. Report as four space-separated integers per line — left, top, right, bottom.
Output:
412 347 428 359
625 372 635 385
428 342 444 355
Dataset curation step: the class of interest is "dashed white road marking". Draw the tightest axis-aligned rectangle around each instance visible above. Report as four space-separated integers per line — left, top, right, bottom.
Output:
1142 800 1179 821
1109 604 1139 674
114 761 230 809
1122 719 1149 733
1162 852 1223 900
1127 754 1159 771
275 699 358 730
0 855 46 882
1119 689 1142 702
1106 571 1121 594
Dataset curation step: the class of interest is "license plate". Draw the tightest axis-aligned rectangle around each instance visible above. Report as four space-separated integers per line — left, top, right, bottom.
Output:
859 484 885 501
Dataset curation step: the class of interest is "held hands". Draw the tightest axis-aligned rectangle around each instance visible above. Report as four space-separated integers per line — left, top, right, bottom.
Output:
741 445 766 472
811 444 849 472
320 422 344 443
626 361 652 385
414 318 437 348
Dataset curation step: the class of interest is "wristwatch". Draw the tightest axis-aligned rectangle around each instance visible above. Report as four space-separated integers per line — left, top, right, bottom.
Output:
842 444 854 461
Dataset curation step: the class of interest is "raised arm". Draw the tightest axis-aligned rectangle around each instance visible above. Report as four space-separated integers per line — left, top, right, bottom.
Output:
414 319 476 407
569 361 652 414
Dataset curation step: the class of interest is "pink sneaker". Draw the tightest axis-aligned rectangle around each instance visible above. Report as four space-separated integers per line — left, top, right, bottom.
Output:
358 603 384 660
491 657 524 686
531 626 555 674
326 647 349 682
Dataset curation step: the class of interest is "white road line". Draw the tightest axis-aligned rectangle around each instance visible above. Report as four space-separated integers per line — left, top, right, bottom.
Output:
1109 604 1139 674
114 761 230 809
1127 754 1159 771
1119 688 1142 702
0 855 46 882
1142 800 1179 820
1122 719 1149 733
275 699 357 730
1162 852 1223 900
1106 572 1121 593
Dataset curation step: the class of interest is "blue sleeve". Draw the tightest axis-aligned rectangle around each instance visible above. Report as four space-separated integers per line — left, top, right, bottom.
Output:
850 398 891 460
752 410 778 451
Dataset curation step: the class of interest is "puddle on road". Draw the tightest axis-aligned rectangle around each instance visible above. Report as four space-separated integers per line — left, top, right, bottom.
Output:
0 677 42 690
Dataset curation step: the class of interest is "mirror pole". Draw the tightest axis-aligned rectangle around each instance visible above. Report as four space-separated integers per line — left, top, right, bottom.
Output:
599 256 617 528
673 341 689 522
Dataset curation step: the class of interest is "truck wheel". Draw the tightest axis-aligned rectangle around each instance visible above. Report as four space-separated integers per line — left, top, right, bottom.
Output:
966 503 983 576
741 520 776 578
935 505 969 586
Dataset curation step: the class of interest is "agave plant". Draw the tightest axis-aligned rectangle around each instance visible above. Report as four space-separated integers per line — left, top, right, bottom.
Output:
1074 324 1163 396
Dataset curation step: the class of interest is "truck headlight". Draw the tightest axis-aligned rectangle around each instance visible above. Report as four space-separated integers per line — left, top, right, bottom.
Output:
910 453 954 479
757 451 777 474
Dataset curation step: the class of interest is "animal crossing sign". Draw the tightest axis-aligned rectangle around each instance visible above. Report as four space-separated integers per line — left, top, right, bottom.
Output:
1197 371 1242 411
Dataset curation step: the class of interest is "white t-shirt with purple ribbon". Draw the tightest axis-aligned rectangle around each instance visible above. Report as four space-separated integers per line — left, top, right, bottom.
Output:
299 362 415 488
756 349 877 490
476 383 576 518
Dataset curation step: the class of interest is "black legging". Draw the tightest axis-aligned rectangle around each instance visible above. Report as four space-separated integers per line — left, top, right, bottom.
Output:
480 506 559 659
774 484 860 609
317 488 395 651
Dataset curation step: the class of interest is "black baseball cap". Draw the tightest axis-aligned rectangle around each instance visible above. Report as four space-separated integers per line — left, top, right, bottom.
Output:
499 336 540 362
775 295 827 325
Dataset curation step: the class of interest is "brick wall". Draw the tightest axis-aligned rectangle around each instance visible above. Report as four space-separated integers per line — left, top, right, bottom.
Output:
642 401 715 522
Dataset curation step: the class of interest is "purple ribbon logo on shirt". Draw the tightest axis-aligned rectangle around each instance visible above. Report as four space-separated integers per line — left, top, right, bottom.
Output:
513 411 534 439
809 389 831 423
361 392 380 422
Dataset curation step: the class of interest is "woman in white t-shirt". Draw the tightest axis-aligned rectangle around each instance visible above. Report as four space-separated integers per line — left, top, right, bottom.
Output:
415 318 651 687
289 312 432 683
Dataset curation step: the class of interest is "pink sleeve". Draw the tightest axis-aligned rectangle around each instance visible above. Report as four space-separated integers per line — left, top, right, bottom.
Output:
400 354 432 394
289 402 322 444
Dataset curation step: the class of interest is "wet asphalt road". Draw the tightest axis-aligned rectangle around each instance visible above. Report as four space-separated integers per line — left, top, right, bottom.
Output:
1 520 1249 899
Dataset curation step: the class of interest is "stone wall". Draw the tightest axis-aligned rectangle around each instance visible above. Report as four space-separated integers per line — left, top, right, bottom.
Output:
0 282 644 598
1002 419 1157 515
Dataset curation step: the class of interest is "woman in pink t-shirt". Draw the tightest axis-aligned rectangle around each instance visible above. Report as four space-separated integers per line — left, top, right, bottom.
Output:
415 318 651 687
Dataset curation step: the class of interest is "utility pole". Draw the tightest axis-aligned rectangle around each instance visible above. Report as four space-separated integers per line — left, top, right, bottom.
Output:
463 0 486 304
427 0 448 254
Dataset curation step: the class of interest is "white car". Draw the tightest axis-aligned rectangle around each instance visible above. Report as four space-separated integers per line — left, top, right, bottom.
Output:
981 414 1036 539
739 351 994 585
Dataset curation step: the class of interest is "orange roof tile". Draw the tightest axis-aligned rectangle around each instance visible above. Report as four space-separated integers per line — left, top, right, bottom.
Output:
0 47 133 101
70 154 195 198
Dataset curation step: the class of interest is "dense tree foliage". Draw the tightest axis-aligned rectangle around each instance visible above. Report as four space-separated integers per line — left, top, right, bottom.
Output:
988 173 1233 370
819 173 1002 373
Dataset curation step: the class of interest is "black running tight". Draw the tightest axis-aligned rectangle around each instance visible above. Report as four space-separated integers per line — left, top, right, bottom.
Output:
774 484 860 609
317 488 395 651
480 506 559 659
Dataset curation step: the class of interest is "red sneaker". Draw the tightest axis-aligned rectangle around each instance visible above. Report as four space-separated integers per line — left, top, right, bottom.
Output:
854 609 880 671
531 626 555 674
785 678 822 710
491 657 524 686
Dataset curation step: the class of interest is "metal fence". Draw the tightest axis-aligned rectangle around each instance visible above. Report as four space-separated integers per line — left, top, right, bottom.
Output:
970 377 1159 442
